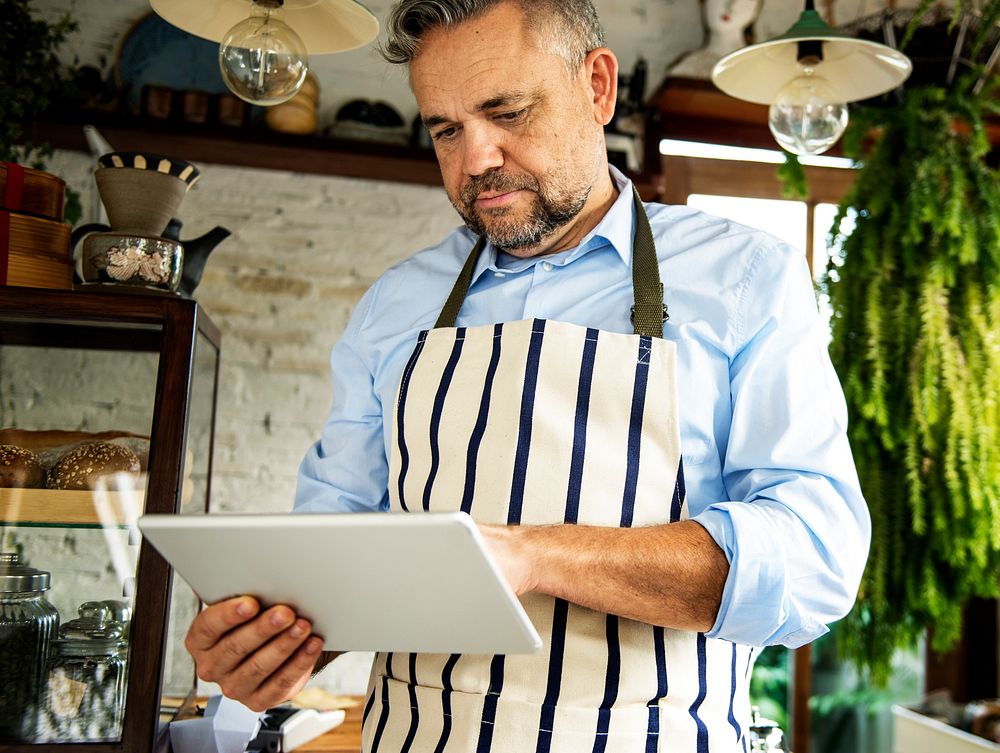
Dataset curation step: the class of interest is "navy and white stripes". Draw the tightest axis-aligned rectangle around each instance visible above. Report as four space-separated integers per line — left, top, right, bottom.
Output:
364 318 754 753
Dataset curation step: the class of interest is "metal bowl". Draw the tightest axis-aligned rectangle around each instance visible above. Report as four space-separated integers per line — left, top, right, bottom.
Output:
79 232 183 293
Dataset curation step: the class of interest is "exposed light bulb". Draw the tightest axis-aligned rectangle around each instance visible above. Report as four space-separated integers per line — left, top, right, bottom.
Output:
767 68 848 156
219 0 308 106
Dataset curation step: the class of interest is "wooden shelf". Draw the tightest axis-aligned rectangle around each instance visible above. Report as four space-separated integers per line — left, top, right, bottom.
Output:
38 116 444 186
1 487 144 527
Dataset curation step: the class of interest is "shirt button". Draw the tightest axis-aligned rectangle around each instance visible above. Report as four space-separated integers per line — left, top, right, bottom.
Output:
494 271 505 278
541 261 554 272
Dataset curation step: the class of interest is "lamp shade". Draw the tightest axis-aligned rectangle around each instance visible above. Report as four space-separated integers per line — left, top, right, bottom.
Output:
712 10 912 105
150 0 379 54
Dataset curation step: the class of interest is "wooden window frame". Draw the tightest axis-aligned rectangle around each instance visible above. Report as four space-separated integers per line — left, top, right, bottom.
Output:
660 154 856 275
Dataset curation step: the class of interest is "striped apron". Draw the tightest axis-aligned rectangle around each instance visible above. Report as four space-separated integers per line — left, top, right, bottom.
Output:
362 189 755 753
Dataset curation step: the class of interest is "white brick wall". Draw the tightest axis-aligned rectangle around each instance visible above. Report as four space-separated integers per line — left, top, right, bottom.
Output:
178 163 459 518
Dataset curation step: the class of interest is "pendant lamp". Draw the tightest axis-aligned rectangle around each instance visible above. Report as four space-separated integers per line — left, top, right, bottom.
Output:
151 0 379 106
711 0 912 155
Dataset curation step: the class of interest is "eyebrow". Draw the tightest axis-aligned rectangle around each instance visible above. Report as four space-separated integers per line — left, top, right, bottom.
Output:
422 88 542 129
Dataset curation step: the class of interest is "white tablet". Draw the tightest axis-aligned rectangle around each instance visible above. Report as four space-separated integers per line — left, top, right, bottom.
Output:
138 511 542 655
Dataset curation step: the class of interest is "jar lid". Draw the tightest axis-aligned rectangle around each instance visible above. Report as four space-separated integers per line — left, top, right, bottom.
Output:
0 552 51 593
55 601 127 654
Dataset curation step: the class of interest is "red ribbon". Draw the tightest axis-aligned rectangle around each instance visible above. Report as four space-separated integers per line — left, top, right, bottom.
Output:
3 162 25 213
0 209 10 285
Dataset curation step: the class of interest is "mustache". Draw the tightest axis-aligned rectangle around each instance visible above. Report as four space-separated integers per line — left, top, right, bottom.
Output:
460 170 539 207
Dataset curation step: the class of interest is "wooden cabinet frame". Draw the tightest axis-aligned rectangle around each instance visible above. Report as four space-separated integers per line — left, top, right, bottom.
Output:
0 287 221 752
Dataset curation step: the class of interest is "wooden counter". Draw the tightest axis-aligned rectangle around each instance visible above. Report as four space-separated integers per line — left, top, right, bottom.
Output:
292 698 364 753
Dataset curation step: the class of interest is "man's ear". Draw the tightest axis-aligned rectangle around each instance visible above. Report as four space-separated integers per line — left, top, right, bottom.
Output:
585 48 619 126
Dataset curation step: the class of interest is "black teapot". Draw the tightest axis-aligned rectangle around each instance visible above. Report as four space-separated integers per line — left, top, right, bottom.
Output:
162 218 231 298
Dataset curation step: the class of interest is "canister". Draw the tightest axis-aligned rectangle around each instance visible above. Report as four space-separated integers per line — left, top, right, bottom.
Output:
0 552 60 741
40 601 130 742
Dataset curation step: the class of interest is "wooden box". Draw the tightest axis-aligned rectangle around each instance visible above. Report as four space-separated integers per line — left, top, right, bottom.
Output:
0 210 72 289
0 162 65 222
0 162 72 290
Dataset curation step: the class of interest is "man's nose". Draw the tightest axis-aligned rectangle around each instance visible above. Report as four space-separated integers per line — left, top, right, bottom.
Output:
462 124 505 177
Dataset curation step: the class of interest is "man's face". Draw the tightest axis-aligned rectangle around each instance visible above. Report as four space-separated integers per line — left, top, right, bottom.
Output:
410 2 606 256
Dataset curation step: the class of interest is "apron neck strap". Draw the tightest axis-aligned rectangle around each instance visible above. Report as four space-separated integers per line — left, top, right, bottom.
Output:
434 185 664 338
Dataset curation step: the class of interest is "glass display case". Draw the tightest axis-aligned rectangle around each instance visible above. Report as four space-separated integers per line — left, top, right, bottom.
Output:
0 286 220 751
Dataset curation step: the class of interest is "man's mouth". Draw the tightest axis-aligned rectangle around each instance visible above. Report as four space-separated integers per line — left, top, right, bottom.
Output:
475 190 525 209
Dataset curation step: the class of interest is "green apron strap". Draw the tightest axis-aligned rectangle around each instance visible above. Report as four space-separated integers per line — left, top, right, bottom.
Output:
435 235 487 329
434 185 665 338
629 184 665 339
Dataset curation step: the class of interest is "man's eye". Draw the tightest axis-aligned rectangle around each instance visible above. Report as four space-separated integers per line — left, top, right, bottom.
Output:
432 127 457 141
496 109 526 122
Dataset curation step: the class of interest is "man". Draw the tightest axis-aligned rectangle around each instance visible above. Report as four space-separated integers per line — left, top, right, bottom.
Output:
185 1 870 750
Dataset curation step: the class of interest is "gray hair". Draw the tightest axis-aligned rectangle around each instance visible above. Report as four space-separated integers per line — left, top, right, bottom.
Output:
380 0 606 74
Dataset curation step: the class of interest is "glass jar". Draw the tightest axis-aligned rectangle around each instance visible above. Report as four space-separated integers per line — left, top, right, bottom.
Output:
0 552 60 742
38 601 130 742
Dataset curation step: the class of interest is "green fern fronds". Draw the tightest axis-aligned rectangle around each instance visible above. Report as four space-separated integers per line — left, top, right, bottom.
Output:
825 63 1000 682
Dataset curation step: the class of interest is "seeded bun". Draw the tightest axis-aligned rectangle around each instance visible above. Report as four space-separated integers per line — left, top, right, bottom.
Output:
47 442 141 491
0 429 149 470
0 445 45 488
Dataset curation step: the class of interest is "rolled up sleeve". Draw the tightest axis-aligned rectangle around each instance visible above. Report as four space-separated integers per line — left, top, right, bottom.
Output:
694 241 870 648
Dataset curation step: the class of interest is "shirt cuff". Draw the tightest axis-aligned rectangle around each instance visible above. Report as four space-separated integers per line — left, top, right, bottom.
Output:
693 503 829 648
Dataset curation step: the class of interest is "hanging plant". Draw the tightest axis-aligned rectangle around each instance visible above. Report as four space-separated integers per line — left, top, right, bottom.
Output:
0 0 76 163
824 2 1000 684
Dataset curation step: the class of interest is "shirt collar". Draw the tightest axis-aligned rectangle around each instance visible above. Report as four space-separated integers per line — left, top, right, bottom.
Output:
469 165 636 284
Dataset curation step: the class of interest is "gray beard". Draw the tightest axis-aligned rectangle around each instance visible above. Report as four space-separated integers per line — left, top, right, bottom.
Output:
454 170 590 252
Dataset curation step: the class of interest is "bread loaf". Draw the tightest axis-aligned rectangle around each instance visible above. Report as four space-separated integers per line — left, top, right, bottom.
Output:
0 429 150 471
47 442 141 490
0 445 45 488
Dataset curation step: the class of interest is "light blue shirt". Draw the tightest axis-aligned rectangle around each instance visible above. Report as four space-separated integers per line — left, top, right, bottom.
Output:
295 167 870 649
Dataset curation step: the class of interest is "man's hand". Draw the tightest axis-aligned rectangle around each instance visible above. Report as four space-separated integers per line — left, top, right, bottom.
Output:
184 596 324 712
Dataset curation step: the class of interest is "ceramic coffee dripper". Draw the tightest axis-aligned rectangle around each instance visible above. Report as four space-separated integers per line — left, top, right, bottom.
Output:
72 152 201 293
95 158 194 236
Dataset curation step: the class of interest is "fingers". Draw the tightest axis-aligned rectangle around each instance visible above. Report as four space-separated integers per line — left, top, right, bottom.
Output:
185 596 260 653
242 637 325 712
184 597 326 710
214 614 316 699
194 604 298 679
